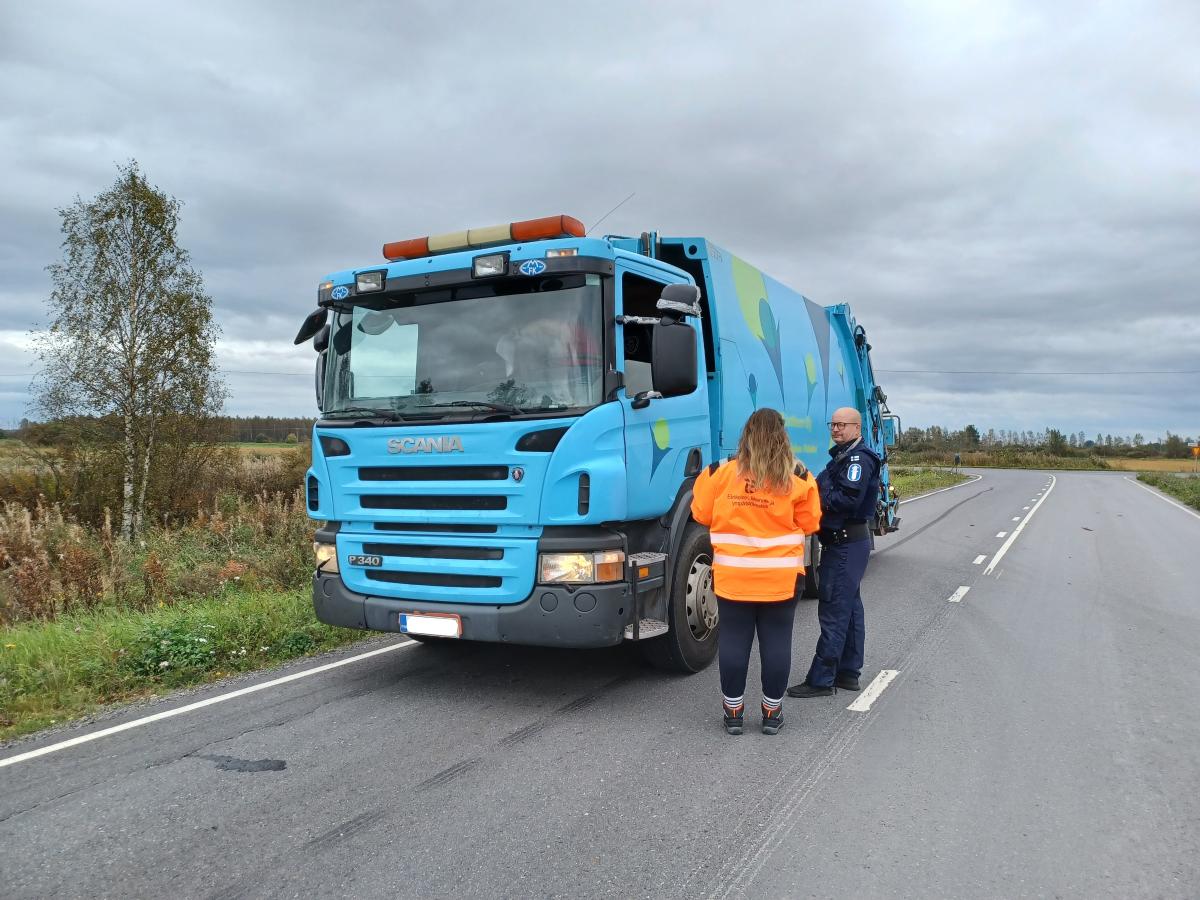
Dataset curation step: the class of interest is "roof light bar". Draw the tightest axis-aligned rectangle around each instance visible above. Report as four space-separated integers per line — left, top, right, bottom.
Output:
382 214 585 261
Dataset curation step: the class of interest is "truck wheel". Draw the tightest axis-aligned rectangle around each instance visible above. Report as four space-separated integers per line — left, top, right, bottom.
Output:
641 522 719 673
802 535 821 599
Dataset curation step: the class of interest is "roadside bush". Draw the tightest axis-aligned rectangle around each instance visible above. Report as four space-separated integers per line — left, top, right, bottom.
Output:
1138 473 1200 511
0 488 314 625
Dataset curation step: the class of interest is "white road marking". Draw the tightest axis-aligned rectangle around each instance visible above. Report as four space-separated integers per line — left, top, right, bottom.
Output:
1023 506 1030 510
1124 476 1200 522
985 475 1057 575
898 472 982 505
847 670 900 712
947 586 970 603
996 531 1008 538
1012 516 1021 521
0 640 418 769
973 555 986 565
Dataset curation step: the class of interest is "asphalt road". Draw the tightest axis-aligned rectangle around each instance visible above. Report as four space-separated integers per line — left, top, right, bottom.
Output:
2 470 1198 899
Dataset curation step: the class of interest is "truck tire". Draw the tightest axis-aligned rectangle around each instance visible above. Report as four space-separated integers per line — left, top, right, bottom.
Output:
801 534 821 599
641 522 719 673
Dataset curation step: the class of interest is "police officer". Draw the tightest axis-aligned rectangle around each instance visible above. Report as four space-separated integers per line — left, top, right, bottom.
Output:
787 407 881 697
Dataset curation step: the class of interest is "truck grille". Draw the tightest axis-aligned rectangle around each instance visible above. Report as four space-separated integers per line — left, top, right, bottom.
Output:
374 522 498 534
359 465 509 481
360 495 507 511
366 569 502 589
361 543 503 561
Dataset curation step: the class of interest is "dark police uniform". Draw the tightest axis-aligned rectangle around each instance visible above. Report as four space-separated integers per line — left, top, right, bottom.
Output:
802 437 881 689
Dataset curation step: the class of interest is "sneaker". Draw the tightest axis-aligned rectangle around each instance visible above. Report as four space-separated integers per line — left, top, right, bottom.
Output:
835 675 861 691
761 704 784 735
786 681 835 698
723 703 744 735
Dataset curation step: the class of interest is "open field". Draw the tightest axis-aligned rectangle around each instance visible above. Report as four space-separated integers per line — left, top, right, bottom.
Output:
1105 458 1198 473
890 467 968 497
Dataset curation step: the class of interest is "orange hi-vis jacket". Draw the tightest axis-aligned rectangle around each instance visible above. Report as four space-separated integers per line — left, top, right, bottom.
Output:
690 458 822 602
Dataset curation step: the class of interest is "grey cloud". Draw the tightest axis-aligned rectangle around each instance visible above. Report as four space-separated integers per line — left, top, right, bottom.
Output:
0 0 1196 435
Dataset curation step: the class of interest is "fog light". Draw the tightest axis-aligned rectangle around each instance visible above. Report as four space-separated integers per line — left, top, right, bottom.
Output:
314 542 339 574
356 270 384 293
472 252 508 278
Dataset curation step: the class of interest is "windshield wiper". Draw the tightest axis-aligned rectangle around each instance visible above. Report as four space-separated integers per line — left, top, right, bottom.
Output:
323 406 441 421
416 400 523 415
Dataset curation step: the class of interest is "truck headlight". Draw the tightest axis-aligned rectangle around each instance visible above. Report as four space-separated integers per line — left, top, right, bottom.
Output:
314 542 339 574
538 550 625 584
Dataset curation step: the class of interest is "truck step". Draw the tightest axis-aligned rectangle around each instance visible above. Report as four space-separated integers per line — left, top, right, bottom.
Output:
624 618 669 640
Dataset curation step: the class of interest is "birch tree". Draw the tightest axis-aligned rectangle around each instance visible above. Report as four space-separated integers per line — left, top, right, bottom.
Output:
33 161 225 539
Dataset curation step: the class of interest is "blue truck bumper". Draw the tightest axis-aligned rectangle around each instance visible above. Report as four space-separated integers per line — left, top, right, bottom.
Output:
313 571 633 649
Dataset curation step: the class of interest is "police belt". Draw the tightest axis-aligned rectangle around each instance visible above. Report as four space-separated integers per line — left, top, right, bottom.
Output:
818 522 871 546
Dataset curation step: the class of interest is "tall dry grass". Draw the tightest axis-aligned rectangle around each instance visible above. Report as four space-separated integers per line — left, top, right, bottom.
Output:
0 449 314 625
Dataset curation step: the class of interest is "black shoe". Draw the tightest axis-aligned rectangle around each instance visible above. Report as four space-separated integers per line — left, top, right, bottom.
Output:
786 681 835 698
723 704 744 735
761 705 784 735
835 675 861 691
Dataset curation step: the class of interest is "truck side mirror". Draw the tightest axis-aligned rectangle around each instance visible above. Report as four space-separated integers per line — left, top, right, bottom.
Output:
315 351 327 412
882 414 900 447
313 323 330 353
650 320 697 397
295 308 327 345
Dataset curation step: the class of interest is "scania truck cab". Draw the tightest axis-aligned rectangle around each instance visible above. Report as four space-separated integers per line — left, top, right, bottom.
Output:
296 214 899 673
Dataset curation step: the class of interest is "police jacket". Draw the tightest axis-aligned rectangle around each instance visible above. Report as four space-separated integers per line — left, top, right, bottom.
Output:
691 458 822 602
816 439 881 530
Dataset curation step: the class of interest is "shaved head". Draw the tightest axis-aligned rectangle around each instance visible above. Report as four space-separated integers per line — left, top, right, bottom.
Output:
833 407 861 425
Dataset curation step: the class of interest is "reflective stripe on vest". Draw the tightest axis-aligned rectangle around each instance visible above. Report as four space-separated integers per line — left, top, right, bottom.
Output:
713 553 804 568
709 532 803 549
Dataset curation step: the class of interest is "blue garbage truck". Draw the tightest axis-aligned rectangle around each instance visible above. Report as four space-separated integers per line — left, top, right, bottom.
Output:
295 214 900 673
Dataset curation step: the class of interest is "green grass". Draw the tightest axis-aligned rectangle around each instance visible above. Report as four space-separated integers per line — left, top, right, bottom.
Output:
890 467 969 498
1137 473 1200 511
0 588 362 742
890 450 1109 470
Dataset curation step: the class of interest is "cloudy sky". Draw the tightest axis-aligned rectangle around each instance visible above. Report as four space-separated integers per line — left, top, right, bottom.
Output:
1 0 1197 439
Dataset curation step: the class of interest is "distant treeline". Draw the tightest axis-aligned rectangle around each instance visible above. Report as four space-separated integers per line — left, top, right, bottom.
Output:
901 425 1195 458
5 416 317 445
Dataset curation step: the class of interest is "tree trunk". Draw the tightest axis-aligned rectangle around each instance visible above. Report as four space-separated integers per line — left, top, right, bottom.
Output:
134 429 155 536
121 411 136 541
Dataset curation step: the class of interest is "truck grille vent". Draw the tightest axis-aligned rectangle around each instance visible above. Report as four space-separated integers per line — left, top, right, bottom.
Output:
366 570 502 588
361 543 503 561
359 465 509 482
361 495 507 511
307 476 319 511
374 522 498 534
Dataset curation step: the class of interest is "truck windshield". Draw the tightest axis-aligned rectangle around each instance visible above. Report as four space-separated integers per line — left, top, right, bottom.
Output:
323 273 605 417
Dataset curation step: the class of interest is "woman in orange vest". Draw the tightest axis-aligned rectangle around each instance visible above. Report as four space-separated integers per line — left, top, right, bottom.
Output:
691 408 822 735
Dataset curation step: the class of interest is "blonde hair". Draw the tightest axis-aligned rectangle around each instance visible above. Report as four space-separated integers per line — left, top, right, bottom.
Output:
736 408 795 495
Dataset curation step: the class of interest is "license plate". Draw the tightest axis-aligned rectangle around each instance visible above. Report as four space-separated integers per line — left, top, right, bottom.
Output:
348 554 382 567
399 612 462 638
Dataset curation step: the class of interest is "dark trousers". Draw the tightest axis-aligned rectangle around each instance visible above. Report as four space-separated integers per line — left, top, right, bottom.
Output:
717 596 799 702
804 539 869 687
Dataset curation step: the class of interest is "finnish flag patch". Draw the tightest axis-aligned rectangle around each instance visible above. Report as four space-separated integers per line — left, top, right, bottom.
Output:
847 463 862 482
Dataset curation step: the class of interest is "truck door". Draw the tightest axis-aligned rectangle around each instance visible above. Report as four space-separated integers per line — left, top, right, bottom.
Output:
617 267 711 520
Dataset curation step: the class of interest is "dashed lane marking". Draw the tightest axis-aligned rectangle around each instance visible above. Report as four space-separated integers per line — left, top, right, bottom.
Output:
973 555 986 565
0 640 418 769
985 474 1057 575
847 670 900 712
996 531 1008 538
1012 516 1021 521
947 586 970 603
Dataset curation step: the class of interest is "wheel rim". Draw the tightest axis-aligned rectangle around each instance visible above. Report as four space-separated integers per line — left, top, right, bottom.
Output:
684 552 718 641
